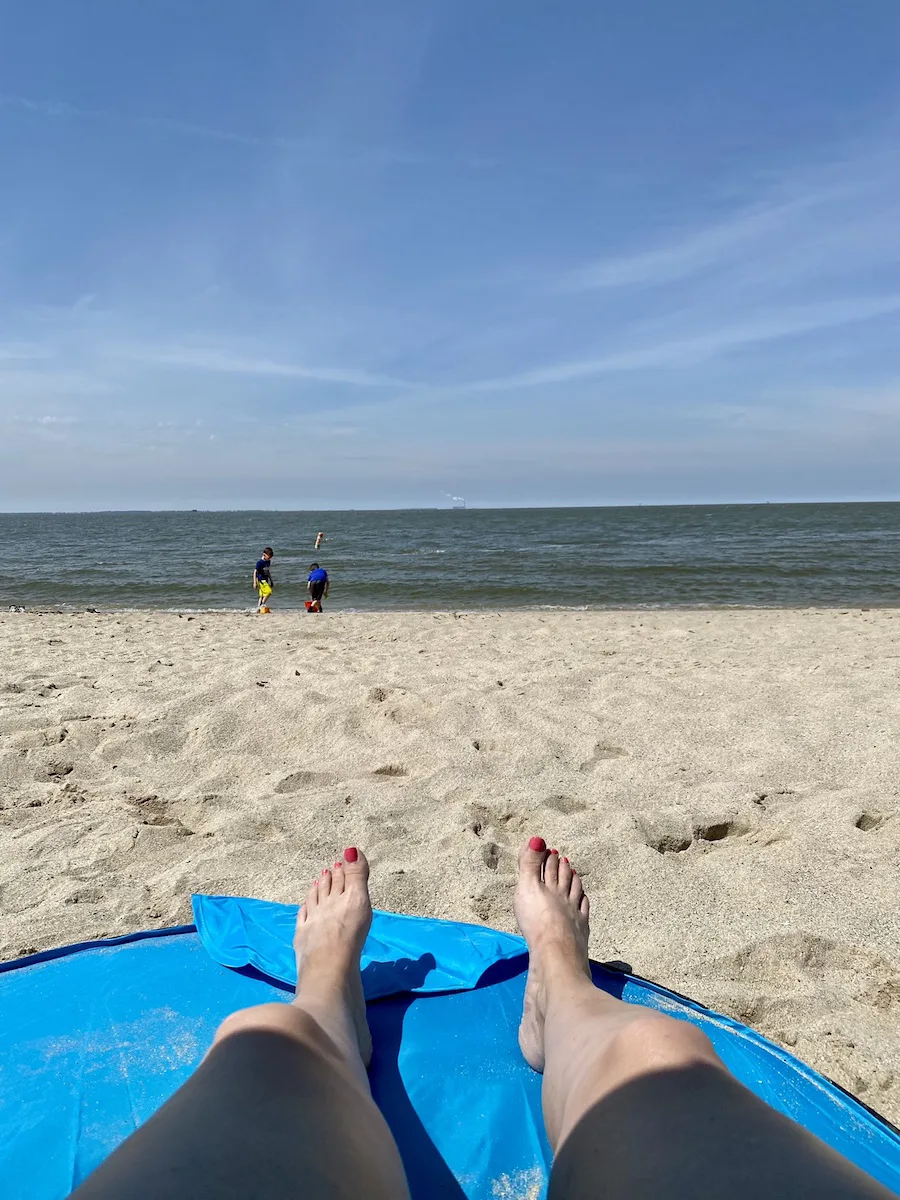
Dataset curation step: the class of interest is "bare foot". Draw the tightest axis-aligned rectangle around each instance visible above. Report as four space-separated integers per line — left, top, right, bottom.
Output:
293 847 374 1071
514 837 592 1071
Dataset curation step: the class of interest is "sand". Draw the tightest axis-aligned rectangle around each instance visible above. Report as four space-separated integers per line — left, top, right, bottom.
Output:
1 607 899 1122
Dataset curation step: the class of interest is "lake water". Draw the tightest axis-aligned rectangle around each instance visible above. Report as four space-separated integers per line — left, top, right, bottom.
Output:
2 503 900 612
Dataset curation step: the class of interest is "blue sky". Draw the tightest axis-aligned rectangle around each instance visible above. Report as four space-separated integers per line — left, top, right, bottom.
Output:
1 1 899 510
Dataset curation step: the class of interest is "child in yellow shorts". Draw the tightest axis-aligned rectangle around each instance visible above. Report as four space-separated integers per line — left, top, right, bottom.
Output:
253 547 274 612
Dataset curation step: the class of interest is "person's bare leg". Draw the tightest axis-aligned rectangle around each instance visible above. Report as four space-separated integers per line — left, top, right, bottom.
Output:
72 848 410 1200
515 837 893 1200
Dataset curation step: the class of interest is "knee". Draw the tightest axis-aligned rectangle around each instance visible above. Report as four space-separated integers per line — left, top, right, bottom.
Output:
607 1012 720 1074
212 1002 333 1057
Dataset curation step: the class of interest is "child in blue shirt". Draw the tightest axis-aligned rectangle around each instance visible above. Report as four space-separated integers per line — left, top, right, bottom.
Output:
307 563 329 612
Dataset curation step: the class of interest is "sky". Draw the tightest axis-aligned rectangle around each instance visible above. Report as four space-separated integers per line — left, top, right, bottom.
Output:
1 1 899 511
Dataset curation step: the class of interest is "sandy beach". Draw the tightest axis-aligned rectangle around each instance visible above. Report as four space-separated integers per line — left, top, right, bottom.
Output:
1 607 899 1123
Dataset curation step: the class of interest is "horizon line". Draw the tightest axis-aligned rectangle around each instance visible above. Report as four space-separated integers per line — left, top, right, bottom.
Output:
4 497 900 516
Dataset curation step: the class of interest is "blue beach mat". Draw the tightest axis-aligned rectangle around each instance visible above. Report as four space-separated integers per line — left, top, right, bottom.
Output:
2 895 899 1199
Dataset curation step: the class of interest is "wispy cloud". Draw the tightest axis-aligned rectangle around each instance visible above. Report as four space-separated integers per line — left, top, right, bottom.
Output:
115 344 420 390
13 414 78 425
557 197 820 292
557 120 899 297
0 93 481 169
0 341 55 361
434 118 900 393
0 367 117 398
463 293 900 391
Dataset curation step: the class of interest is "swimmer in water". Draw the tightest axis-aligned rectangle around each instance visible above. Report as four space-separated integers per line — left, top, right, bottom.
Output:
315 532 325 550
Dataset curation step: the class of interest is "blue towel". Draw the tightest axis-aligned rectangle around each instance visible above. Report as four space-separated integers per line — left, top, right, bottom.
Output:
1 896 898 1199
191 893 528 997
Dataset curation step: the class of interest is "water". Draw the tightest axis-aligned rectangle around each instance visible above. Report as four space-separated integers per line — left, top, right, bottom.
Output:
2 504 900 612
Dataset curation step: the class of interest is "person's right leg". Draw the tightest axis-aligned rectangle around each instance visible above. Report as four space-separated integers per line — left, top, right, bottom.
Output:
72 849 409 1200
515 838 893 1200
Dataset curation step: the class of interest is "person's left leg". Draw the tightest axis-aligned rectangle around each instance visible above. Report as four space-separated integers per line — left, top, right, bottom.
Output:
71 849 410 1200
513 838 893 1200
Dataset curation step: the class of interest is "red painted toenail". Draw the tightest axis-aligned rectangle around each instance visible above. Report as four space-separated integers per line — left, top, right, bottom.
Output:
550 848 559 855
344 846 359 863
562 857 569 863
334 861 342 869
528 836 546 852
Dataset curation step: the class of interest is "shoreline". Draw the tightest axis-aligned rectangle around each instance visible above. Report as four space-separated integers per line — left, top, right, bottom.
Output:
5 602 892 616
2 608 899 1122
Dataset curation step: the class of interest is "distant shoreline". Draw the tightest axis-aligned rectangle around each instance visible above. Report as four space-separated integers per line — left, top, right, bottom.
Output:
6 603 896 617
4 499 900 515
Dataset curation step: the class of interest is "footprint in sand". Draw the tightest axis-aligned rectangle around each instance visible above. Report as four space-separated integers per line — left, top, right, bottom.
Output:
33 759 74 782
856 812 885 832
638 812 748 854
579 742 627 772
466 802 520 838
125 794 193 836
693 818 746 843
274 770 337 793
545 793 589 816
481 842 501 870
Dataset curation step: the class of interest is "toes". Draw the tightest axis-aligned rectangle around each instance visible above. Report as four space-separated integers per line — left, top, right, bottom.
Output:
544 848 560 886
558 856 574 893
342 846 370 891
580 894 590 918
304 850 367 905
518 837 548 883
570 869 584 907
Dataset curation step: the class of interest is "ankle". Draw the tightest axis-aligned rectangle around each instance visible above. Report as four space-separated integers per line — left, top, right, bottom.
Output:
531 936 590 980
542 967 596 1014
297 940 357 982
292 995 372 1090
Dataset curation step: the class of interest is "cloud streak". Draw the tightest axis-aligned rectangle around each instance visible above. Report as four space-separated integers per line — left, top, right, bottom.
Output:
556 120 899 298
558 197 820 292
0 93 478 169
0 342 55 361
463 293 900 391
114 345 420 389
